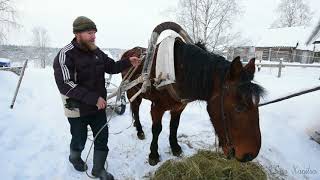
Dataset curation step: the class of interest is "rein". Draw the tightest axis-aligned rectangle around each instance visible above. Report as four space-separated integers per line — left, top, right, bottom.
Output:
258 85 320 107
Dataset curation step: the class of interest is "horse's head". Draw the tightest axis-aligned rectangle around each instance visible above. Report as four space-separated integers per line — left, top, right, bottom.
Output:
120 46 146 76
121 47 145 60
207 56 265 162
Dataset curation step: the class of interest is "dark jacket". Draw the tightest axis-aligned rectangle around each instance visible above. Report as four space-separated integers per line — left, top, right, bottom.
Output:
53 38 131 117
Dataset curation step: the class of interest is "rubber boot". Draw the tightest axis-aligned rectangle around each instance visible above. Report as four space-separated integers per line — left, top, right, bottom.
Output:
69 149 88 172
91 150 114 180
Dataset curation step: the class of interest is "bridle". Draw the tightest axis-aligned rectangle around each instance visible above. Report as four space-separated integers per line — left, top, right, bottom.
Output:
220 81 235 158
217 73 261 158
207 68 236 158
216 69 255 158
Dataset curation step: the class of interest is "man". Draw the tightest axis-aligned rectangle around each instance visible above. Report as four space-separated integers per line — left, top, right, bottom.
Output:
53 16 140 180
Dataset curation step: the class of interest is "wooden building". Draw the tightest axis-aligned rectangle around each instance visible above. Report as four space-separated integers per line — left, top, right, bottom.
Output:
228 26 320 63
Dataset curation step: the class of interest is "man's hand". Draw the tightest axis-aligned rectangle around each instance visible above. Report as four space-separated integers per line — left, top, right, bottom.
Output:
96 97 106 110
129 56 141 67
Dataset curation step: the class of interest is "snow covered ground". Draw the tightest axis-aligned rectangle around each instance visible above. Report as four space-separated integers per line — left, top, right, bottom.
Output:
0 65 320 180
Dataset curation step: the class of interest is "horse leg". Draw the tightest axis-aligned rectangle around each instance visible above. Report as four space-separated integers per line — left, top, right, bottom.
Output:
130 96 145 140
169 107 185 156
148 102 165 166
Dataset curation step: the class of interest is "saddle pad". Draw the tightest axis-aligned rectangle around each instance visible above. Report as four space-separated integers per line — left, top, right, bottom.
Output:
155 35 180 88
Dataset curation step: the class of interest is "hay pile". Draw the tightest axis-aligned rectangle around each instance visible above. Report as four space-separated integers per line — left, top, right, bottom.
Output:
152 150 267 180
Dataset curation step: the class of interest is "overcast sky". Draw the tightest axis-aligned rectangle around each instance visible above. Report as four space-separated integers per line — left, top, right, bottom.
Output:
5 0 320 49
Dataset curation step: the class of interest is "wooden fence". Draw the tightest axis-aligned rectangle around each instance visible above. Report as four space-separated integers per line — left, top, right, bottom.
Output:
243 59 320 79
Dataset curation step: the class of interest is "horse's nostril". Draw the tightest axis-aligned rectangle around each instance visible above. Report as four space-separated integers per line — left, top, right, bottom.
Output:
241 153 254 162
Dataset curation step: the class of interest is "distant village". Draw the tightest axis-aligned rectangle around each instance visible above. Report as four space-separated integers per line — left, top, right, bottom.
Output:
228 21 320 64
0 45 126 68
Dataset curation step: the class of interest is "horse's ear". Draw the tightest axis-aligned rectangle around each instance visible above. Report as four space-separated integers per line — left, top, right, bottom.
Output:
228 56 243 80
244 58 256 80
244 58 256 74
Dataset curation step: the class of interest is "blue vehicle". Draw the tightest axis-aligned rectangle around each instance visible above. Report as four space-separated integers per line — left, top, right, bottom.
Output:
0 58 11 67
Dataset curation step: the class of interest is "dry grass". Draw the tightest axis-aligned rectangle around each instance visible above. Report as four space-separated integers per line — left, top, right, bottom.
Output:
151 150 267 180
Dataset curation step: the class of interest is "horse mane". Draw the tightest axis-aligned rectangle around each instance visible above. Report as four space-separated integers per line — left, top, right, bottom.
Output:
237 72 266 100
195 41 208 51
178 42 230 100
177 42 265 101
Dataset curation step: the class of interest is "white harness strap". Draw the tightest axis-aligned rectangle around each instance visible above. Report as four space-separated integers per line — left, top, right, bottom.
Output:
60 94 80 118
155 35 181 89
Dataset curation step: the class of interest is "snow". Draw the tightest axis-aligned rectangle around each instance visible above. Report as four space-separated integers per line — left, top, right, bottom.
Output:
306 19 320 45
253 26 315 51
0 58 11 64
102 50 114 59
251 60 320 68
255 66 320 179
0 64 320 179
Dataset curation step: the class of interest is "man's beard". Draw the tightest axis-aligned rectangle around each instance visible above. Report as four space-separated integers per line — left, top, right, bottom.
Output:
78 38 97 51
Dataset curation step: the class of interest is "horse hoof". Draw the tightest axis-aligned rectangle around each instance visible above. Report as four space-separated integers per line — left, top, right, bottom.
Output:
137 132 145 140
172 148 182 157
148 157 160 166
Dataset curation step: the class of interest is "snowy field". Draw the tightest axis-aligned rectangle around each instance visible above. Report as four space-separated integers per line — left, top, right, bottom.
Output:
0 65 320 180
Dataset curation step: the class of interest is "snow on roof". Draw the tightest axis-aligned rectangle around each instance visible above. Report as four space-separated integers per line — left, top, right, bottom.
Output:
0 58 11 63
254 26 314 50
314 36 320 43
306 18 320 45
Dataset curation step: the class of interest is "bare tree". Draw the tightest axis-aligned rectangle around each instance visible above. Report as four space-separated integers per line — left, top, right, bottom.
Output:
271 0 313 28
32 26 50 68
0 0 19 44
175 0 243 53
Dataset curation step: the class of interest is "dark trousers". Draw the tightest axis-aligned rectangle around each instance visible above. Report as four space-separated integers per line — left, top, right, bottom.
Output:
67 110 109 152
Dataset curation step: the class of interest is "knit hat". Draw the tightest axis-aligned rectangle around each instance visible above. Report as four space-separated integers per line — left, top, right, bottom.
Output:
73 16 97 33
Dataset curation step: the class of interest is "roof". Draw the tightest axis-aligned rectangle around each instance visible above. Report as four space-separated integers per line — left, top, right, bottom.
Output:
253 26 314 50
313 36 320 44
306 18 320 45
0 58 11 63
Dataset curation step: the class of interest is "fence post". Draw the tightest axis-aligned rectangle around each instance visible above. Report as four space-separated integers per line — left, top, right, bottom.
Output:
258 59 262 72
278 58 283 78
10 59 28 109
268 48 272 61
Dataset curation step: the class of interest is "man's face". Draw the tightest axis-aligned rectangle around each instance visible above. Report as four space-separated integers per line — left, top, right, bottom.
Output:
76 30 96 43
75 30 97 50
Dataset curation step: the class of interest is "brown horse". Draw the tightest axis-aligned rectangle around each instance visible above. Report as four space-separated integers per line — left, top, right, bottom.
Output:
120 24 265 166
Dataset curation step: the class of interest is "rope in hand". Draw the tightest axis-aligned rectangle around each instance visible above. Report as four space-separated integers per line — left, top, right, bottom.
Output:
84 103 118 179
